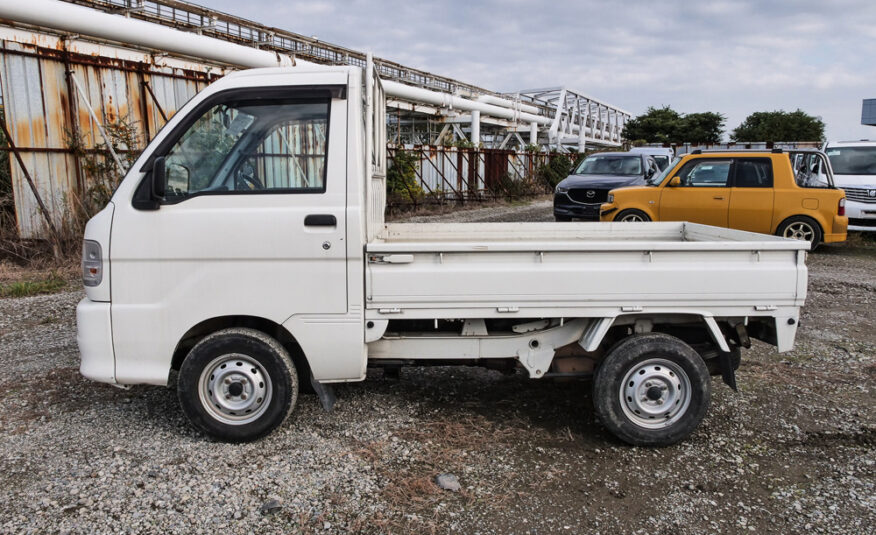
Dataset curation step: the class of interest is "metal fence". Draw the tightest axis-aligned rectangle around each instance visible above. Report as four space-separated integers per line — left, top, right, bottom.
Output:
386 146 557 208
0 28 223 238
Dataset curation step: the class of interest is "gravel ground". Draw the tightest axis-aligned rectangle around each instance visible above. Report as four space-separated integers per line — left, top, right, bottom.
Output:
0 200 873 534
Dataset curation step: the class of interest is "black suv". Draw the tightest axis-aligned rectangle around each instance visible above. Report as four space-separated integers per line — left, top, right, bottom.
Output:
554 152 658 221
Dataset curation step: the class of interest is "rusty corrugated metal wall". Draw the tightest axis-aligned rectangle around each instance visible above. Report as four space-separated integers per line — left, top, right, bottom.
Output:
0 26 227 238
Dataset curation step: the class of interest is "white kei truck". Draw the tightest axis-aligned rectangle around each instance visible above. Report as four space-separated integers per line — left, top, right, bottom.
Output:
77 61 809 446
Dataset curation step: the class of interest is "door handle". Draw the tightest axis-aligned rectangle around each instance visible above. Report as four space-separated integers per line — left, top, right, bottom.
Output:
304 214 337 226
713 196 725 200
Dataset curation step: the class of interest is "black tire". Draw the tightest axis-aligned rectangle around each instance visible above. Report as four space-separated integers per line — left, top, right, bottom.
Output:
593 333 710 447
177 328 298 442
555 215 572 222
614 209 651 222
776 215 822 249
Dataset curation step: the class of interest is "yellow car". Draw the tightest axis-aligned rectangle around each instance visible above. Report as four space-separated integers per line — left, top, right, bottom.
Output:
599 149 848 247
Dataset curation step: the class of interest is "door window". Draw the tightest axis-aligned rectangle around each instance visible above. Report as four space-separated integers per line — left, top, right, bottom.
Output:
733 158 773 188
677 159 732 187
161 99 329 199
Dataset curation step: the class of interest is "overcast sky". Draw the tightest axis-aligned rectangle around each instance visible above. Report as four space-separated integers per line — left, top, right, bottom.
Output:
202 0 876 141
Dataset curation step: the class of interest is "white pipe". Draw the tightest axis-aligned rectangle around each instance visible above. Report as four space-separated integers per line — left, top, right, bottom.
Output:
0 0 308 68
476 94 539 115
383 80 550 126
470 110 480 148
530 122 538 145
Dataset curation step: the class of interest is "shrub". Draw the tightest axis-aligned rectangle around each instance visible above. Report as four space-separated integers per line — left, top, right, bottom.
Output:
387 150 425 204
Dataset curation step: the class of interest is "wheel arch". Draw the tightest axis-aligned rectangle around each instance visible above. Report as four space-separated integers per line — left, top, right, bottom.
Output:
583 313 732 355
170 315 312 380
773 212 824 237
613 207 654 222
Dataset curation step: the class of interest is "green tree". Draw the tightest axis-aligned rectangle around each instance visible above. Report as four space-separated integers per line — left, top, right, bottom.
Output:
623 106 725 144
731 109 825 142
622 106 683 144
677 112 725 144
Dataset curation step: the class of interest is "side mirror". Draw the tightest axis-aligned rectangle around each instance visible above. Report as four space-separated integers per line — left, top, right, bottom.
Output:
151 156 167 199
668 176 681 187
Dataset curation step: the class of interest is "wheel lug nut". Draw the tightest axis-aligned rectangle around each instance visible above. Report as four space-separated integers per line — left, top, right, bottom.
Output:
241 394 247 400
224 378 231 385
645 382 651 387
225 395 231 400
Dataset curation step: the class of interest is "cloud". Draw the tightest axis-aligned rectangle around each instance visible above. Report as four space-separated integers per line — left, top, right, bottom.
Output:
201 0 876 140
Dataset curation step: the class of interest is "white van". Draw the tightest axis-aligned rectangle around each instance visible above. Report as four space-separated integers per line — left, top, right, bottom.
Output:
629 147 675 171
823 140 876 231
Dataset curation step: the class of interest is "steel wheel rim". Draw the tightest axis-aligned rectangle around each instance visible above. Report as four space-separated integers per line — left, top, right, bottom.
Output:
620 358 692 429
783 222 814 241
198 353 272 425
620 213 644 222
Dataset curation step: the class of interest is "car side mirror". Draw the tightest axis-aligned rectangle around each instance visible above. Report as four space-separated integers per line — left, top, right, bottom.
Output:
151 156 167 199
668 176 681 187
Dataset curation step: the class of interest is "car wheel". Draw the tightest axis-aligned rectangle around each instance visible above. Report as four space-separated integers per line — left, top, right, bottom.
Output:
776 216 822 249
593 333 710 447
614 209 651 222
177 328 298 442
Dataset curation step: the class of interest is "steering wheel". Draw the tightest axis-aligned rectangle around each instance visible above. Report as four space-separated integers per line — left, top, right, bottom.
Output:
235 159 264 190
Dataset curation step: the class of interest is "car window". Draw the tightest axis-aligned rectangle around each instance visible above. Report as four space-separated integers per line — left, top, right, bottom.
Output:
825 146 876 175
653 155 670 170
734 158 773 188
677 159 732 187
790 153 831 188
575 155 643 176
162 99 329 199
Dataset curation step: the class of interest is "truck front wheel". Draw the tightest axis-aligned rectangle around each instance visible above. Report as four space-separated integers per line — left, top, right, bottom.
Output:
593 333 710 446
177 328 299 442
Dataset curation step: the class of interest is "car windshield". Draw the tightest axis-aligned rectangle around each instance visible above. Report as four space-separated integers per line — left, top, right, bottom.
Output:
652 155 670 170
647 156 681 186
825 146 876 175
575 155 642 176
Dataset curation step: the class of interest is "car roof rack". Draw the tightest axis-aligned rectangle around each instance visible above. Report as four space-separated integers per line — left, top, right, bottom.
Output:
682 148 814 155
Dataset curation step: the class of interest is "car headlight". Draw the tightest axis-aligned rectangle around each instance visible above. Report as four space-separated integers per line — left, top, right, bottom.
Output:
555 185 568 194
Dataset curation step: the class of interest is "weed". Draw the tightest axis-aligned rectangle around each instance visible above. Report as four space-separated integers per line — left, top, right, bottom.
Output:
0 273 66 298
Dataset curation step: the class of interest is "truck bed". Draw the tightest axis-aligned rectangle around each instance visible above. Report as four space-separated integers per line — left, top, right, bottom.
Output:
365 222 809 319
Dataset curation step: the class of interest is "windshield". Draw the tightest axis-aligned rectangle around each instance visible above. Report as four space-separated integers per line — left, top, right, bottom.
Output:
825 146 876 175
574 155 643 176
652 155 670 170
647 156 681 186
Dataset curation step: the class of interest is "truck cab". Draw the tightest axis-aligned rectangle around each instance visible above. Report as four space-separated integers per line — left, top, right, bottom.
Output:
78 64 811 447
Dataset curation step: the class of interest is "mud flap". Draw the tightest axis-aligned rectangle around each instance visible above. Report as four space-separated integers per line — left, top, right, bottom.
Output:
718 351 738 392
310 374 336 412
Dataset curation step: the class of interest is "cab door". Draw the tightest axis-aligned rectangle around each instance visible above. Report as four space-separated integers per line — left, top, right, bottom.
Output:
728 158 775 233
659 158 732 227
110 86 350 384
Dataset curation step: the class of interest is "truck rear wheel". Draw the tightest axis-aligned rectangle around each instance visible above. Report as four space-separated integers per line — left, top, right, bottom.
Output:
593 333 710 446
177 328 298 442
